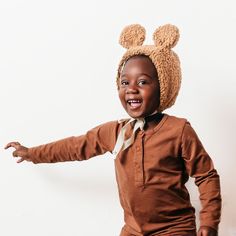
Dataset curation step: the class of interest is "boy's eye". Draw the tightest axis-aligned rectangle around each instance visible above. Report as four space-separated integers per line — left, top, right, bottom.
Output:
138 80 147 85
121 80 129 86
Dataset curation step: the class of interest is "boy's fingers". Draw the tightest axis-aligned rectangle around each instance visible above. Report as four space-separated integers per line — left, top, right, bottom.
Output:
4 142 21 149
5 142 28 163
17 157 25 163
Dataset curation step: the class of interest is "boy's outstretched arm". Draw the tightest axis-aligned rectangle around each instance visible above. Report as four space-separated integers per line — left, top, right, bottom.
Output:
5 121 120 164
181 122 221 235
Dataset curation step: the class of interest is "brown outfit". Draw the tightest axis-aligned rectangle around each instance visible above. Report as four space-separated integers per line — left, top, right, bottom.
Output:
28 114 221 236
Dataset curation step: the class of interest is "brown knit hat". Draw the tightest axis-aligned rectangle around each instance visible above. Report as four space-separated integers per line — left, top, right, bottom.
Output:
117 24 181 112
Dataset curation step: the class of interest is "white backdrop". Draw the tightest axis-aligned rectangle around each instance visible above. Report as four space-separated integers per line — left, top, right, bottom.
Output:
1 0 236 235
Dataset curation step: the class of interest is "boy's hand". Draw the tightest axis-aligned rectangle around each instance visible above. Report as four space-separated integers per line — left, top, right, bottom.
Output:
198 226 218 236
4 142 29 163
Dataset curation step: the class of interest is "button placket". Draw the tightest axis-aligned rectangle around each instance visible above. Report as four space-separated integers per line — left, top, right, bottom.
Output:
134 132 145 187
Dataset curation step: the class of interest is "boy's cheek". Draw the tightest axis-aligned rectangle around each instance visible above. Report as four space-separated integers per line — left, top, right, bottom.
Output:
118 89 124 100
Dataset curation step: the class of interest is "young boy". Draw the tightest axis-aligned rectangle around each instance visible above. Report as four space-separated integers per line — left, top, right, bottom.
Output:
5 24 221 236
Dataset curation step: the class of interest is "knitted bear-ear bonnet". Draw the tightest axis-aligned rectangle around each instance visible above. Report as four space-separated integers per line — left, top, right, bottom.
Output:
117 24 181 112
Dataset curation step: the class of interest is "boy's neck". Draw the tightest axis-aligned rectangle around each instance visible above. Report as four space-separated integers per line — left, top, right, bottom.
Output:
144 112 164 131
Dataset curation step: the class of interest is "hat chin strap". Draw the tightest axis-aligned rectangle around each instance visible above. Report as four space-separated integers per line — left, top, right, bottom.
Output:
112 118 145 157
112 110 158 157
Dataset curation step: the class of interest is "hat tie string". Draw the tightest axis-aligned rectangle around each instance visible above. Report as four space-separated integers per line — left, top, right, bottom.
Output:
112 118 145 156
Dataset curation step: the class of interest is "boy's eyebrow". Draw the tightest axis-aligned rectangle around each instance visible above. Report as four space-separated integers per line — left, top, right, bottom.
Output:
120 73 153 79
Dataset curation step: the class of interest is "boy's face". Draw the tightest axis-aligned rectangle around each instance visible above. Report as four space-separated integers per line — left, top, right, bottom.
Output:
118 56 160 118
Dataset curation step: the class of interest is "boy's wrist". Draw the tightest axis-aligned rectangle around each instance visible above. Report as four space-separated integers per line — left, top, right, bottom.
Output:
198 226 218 236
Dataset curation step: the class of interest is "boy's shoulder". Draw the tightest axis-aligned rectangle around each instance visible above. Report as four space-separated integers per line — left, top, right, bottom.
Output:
164 113 189 126
163 113 192 135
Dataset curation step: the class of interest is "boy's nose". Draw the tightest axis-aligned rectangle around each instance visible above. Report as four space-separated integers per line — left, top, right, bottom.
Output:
126 84 139 94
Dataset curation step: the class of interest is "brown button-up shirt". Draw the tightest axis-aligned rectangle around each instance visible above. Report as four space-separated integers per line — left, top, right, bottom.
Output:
28 114 221 236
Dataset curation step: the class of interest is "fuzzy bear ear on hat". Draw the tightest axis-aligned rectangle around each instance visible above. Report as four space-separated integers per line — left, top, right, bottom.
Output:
119 24 179 50
119 24 146 49
153 24 180 49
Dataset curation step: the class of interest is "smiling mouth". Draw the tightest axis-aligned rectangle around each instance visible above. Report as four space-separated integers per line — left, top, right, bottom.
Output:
127 99 142 109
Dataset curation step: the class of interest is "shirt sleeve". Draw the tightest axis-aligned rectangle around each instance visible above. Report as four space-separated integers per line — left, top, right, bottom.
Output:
27 121 120 164
181 122 221 231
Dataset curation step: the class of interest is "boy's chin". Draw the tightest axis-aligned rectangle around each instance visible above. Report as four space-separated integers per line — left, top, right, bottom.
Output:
126 111 147 119
126 109 158 119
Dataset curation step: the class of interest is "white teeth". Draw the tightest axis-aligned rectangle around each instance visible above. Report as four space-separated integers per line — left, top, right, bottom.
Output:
128 100 141 103
127 99 142 109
